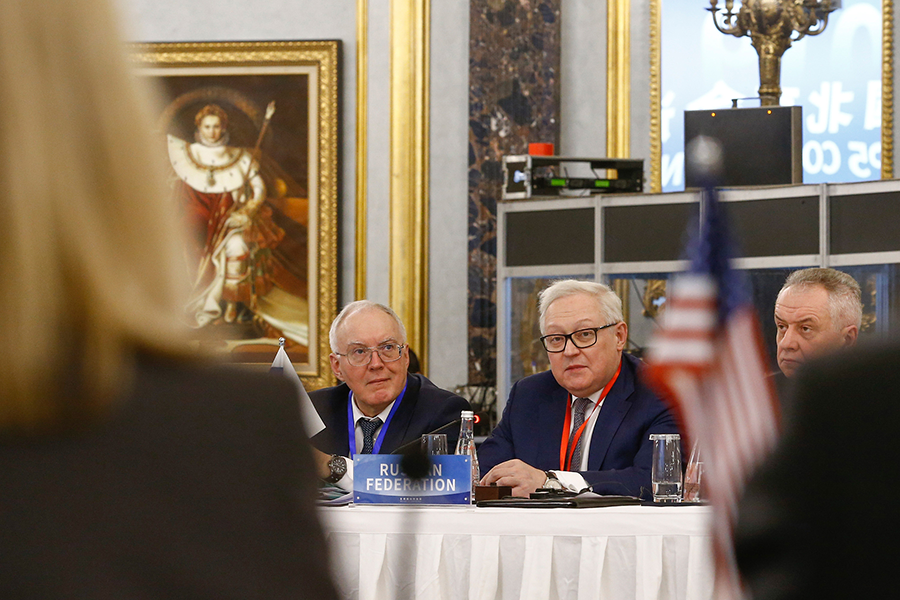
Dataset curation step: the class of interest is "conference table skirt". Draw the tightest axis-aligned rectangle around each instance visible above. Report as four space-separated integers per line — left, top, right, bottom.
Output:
318 504 714 600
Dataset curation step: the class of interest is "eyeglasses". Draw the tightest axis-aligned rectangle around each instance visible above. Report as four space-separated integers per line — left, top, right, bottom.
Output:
335 342 407 367
539 324 618 353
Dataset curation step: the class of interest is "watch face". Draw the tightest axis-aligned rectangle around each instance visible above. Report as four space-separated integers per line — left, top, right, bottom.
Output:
544 477 563 490
328 455 347 482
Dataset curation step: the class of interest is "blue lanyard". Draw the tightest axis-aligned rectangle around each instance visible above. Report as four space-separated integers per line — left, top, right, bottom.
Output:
347 382 407 456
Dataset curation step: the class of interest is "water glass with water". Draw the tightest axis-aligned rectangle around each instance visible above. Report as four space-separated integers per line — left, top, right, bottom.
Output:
650 433 682 503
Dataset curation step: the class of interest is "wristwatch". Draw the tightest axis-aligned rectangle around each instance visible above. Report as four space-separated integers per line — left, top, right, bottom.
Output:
542 470 564 490
325 454 347 484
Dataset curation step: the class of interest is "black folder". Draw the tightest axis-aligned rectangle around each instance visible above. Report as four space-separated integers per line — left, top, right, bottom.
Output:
476 494 641 508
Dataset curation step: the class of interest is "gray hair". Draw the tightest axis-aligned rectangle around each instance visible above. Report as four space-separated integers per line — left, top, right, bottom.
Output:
538 280 624 335
780 268 863 330
329 300 407 353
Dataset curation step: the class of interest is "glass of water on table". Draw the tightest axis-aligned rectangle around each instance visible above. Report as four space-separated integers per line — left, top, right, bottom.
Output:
650 433 682 502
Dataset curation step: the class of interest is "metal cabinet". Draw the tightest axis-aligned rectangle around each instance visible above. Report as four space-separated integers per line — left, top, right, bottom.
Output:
495 180 900 416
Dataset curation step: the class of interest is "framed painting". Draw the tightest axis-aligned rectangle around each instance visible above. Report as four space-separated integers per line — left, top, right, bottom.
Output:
129 41 340 390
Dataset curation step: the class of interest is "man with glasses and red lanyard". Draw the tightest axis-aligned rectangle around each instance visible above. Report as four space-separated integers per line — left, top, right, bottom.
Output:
479 280 679 499
309 300 470 489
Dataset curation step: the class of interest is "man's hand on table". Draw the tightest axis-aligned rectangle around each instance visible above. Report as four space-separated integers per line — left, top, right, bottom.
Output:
480 459 545 497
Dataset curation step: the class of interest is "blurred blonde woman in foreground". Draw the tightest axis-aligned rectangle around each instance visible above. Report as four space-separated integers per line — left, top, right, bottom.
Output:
0 1 337 598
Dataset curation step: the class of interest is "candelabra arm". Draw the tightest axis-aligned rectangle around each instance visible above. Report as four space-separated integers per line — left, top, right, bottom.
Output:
792 1 836 41
707 7 747 37
798 13 832 38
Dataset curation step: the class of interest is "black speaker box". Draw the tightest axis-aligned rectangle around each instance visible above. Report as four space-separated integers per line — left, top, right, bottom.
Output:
684 106 803 188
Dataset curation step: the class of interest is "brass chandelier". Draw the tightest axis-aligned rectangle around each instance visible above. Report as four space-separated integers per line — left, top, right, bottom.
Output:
708 0 836 106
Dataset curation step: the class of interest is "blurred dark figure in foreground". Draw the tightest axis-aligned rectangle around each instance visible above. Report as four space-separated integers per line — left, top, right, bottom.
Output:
0 1 337 599
735 341 895 599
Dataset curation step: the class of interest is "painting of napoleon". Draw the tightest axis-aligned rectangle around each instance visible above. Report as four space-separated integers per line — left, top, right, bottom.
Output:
159 73 312 363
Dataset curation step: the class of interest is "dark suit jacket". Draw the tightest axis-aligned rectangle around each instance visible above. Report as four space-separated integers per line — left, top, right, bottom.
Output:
0 355 337 600
309 373 471 455
478 352 680 498
768 369 793 415
735 342 900 599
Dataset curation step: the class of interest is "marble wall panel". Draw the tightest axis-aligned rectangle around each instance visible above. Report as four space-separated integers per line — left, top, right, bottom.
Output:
468 0 561 384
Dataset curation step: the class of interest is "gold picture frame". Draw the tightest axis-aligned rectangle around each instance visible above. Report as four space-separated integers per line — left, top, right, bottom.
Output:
129 41 339 390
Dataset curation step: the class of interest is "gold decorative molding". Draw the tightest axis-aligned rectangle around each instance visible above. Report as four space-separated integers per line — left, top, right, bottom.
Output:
390 0 430 372
356 0 369 298
607 0 631 158
130 42 340 71
649 0 662 192
883 0 894 179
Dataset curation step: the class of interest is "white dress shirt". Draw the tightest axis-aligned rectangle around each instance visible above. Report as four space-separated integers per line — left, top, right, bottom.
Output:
332 396 398 491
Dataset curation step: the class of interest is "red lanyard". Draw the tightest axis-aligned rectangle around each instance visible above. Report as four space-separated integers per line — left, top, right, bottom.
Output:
558 361 622 471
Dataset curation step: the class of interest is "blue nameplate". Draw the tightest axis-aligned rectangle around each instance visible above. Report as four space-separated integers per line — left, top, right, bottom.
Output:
353 455 472 504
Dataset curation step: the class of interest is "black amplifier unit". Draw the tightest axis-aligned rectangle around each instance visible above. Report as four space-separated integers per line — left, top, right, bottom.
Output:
502 155 644 200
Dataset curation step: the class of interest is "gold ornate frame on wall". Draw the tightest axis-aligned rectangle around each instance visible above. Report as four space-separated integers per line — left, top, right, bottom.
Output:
882 0 894 179
353 0 431 371
649 0 662 193
608 0 631 159
130 41 339 390
646 0 895 189
389 0 431 373
356 0 369 299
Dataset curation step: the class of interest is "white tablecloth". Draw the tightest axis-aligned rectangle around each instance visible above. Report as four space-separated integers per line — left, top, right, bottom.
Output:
318 504 714 600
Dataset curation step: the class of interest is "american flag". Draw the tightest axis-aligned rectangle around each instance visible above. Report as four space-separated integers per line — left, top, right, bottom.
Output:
646 186 780 598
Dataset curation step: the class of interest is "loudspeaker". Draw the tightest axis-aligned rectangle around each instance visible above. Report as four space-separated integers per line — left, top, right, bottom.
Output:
684 106 802 188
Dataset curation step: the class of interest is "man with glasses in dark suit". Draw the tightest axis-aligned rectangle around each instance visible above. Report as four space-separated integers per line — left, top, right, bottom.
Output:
479 280 679 498
310 301 470 489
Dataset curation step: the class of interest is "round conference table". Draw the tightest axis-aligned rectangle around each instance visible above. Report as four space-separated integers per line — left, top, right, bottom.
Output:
318 503 714 600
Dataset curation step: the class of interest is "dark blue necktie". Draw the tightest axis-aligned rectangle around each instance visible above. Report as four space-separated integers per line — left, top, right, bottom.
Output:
569 397 593 470
359 417 383 454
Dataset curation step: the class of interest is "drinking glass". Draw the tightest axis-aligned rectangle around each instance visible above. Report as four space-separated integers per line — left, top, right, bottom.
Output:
421 434 448 455
683 462 704 502
650 433 682 502
683 440 704 503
